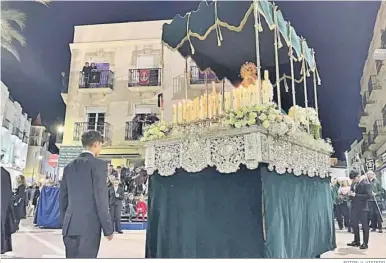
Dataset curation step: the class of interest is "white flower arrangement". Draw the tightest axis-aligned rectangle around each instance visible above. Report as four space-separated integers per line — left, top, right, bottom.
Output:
288 106 321 139
140 103 333 154
224 102 282 130
141 122 172 142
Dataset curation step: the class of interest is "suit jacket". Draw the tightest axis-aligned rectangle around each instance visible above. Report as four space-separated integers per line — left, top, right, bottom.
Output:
1 167 17 253
351 180 372 212
60 152 113 237
108 185 124 206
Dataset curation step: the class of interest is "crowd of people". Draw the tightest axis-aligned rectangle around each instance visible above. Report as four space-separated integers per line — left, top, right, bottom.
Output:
106 164 148 230
331 170 385 250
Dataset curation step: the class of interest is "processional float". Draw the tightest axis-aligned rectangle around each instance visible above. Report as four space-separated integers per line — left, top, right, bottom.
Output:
144 0 335 258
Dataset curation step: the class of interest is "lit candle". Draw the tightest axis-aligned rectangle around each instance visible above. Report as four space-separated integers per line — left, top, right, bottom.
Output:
243 88 248 107
225 91 231 111
234 88 240 109
218 93 223 115
199 96 204 120
178 102 183 123
173 104 177 123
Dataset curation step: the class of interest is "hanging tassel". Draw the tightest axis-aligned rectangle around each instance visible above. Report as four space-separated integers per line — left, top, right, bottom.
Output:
316 69 321 85
215 0 223 47
278 35 283 49
284 78 289 92
186 13 195 54
258 13 263 32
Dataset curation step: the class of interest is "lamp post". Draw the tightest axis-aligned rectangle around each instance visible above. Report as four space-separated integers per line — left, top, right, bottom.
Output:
32 152 43 183
57 125 64 144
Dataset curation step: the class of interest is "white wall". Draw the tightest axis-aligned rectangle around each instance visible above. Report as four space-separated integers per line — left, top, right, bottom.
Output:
329 167 348 179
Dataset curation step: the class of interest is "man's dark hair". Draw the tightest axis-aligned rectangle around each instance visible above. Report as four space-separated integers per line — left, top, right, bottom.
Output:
81 130 103 148
349 170 359 180
0 154 4 161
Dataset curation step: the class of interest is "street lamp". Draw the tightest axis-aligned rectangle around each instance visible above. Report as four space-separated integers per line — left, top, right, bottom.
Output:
57 125 64 133
32 152 43 183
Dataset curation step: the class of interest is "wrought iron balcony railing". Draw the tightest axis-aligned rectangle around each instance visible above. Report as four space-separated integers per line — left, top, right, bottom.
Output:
190 66 220 84
125 121 155 140
73 122 112 145
22 133 29 144
56 133 63 144
367 131 375 146
79 70 114 89
128 68 161 87
361 140 368 153
362 91 374 108
373 119 386 140
368 75 382 96
2 118 10 129
11 127 22 139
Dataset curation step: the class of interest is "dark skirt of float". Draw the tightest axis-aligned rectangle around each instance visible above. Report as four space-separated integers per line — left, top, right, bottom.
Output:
145 165 336 258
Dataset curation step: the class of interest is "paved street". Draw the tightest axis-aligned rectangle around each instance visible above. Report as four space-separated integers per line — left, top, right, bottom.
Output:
2 219 385 258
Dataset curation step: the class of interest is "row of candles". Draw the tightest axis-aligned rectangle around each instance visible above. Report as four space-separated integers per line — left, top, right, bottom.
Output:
172 82 261 123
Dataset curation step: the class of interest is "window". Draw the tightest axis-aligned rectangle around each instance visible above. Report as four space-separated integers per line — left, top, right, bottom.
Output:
87 112 105 134
137 55 154 69
376 60 383 74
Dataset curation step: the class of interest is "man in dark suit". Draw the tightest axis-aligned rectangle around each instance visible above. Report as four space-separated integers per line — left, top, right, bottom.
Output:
60 131 114 258
108 179 124 234
347 170 372 250
1 154 17 255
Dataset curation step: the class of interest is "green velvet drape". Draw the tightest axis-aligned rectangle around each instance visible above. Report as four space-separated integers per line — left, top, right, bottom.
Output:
145 166 264 258
145 165 335 258
261 166 336 258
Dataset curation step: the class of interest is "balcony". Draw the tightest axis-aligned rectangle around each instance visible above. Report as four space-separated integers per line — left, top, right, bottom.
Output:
362 91 375 111
368 75 382 99
361 139 369 154
56 132 63 145
11 127 22 139
172 66 223 100
78 70 114 94
128 68 161 92
73 122 112 146
190 66 220 85
368 130 378 151
373 119 386 144
2 118 10 130
125 118 158 141
22 134 29 144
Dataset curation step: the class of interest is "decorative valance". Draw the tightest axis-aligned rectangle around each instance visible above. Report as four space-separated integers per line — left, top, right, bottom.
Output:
145 126 331 177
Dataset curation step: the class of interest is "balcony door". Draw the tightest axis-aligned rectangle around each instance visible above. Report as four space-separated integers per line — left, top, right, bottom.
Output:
87 112 105 135
137 55 154 69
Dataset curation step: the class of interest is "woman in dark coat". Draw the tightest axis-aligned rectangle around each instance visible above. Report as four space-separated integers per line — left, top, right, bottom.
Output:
1 159 17 254
14 175 27 230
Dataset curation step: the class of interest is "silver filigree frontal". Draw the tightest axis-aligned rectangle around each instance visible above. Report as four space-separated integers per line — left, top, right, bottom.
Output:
145 127 331 178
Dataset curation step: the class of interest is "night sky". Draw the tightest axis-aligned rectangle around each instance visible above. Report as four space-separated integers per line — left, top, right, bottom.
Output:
0 1 380 158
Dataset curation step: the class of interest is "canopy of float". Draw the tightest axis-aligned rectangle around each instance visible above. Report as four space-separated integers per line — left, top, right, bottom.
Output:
162 0 316 83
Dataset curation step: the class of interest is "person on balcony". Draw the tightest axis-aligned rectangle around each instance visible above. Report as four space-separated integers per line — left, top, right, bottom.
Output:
82 62 91 88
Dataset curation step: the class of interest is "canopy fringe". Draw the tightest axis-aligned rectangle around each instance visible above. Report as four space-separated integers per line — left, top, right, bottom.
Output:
186 12 196 54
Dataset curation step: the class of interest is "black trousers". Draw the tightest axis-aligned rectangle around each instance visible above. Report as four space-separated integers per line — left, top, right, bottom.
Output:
63 234 101 258
351 209 369 245
369 201 382 230
336 202 350 230
109 204 122 232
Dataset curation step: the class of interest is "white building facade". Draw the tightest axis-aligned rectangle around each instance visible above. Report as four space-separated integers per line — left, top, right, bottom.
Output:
24 115 56 183
0 81 32 184
60 20 233 167
348 2 386 178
